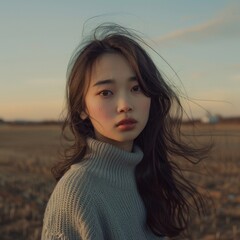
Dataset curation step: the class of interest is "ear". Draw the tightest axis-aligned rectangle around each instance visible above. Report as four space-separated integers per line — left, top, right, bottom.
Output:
80 111 88 120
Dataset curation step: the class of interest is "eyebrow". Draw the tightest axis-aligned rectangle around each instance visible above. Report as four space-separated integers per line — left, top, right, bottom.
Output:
92 76 138 87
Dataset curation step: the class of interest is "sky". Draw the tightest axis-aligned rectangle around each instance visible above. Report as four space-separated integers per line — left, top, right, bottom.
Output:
1 0 240 121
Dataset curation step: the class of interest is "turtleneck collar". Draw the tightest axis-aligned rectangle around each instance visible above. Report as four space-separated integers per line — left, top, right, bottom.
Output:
71 138 143 188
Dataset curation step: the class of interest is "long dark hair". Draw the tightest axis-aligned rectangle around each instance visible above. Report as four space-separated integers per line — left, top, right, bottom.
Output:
52 23 210 237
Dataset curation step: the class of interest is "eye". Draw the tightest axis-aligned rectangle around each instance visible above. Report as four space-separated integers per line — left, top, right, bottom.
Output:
131 85 142 92
99 90 113 97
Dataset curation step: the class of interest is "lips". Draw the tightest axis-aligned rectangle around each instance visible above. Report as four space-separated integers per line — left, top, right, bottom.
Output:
116 118 137 127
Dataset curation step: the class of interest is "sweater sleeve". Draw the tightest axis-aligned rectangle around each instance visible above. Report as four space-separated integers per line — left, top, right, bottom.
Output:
41 169 104 240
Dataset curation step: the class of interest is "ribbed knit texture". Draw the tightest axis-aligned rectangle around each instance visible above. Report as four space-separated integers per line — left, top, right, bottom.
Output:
41 138 163 240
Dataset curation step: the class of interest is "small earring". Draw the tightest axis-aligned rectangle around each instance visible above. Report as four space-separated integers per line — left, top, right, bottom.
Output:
80 111 88 120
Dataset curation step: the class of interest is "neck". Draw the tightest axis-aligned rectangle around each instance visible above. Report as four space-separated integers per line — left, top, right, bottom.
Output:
72 137 143 188
94 131 134 152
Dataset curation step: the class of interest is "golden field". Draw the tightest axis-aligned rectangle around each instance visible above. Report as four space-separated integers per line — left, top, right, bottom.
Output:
0 123 239 240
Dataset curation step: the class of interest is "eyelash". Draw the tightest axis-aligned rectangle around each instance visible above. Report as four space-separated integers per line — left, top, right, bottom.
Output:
98 85 142 97
99 90 113 97
131 85 141 92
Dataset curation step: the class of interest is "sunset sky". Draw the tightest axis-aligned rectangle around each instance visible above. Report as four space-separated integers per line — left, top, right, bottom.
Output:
1 0 239 121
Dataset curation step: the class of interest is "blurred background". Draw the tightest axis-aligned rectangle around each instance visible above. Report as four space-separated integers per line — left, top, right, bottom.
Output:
1 0 240 121
0 0 240 239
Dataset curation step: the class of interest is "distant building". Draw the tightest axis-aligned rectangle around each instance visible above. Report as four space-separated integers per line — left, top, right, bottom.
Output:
201 114 220 124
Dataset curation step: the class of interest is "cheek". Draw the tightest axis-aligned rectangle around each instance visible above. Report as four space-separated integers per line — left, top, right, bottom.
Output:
88 101 114 120
138 97 151 112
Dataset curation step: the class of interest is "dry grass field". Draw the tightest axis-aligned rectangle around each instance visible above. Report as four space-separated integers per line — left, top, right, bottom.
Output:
0 123 239 240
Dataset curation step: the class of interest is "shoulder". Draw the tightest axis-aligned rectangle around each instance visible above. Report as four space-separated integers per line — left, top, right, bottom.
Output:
42 165 99 238
43 163 99 222
50 164 97 207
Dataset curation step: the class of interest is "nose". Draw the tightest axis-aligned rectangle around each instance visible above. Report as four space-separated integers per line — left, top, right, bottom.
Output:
118 106 132 113
117 96 133 113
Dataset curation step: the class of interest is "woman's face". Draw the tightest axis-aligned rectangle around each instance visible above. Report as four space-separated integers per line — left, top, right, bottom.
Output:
83 53 151 152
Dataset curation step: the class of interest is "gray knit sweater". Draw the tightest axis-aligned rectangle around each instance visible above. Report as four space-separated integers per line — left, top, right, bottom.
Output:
41 138 163 239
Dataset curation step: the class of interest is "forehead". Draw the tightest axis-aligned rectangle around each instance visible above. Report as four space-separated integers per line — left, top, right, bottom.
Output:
89 53 135 84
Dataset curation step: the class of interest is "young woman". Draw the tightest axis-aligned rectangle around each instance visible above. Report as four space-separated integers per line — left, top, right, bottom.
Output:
41 23 208 239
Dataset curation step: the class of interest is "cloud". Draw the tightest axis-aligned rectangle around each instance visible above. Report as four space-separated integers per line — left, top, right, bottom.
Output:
156 4 240 45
